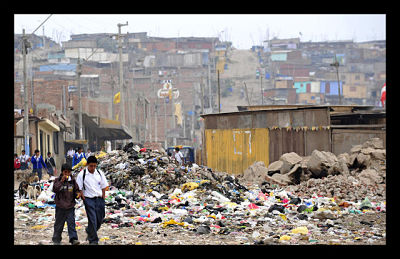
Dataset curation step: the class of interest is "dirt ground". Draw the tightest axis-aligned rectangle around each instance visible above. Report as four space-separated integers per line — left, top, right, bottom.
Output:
14 207 385 245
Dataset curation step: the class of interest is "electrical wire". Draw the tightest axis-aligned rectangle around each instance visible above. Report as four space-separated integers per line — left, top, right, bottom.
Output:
27 14 53 39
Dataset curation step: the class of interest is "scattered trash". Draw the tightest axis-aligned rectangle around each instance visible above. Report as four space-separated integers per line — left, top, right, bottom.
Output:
14 139 386 245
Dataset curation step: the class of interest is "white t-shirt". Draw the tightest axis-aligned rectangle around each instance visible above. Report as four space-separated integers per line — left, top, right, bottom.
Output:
19 154 30 163
76 168 108 198
174 151 184 164
67 150 75 157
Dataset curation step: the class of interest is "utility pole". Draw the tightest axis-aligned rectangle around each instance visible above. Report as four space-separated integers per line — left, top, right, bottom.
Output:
330 55 342 105
261 69 264 105
200 78 204 115
31 70 34 114
132 93 137 141
244 82 251 106
207 59 212 113
118 22 128 128
42 26 45 49
152 78 158 142
164 98 167 148
217 70 221 113
111 66 115 120
148 98 152 142
77 56 83 140
22 29 30 156
143 95 147 143
127 80 131 134
63 85 66 116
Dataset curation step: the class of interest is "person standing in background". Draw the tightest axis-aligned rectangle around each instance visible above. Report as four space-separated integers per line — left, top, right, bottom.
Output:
87 149 93 158
66 147 75 168
72 147 86 167
174 147 185 166
14 154 21 170
31 149 47 181
19 150 30 170
45 152 56 176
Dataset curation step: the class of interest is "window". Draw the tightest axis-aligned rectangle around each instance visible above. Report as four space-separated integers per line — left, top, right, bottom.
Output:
355 75 360 80
53 132 59 154
350 86 357 92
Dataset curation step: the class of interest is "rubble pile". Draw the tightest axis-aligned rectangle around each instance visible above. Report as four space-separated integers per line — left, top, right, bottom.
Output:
240 138 386 203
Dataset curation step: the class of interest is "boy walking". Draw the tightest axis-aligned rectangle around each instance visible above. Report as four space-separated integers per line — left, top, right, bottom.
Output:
76 156 108 245
52 163 80 245
31 150 47 181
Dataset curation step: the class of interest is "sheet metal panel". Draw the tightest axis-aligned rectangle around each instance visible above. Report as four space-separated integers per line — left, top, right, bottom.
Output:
204 107 330 129
331 129 386 155
305 129 331 155
205 128 269 175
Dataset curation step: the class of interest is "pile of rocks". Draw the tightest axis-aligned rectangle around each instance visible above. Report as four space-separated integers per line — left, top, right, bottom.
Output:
240 138 386 202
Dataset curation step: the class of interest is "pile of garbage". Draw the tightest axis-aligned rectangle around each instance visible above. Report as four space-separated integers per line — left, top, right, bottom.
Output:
95 142 247 203
239 138 386 203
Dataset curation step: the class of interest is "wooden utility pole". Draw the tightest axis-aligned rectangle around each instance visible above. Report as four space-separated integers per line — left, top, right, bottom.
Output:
22 29 30 155
117 22 128 127
30 69 34 114
261 70 264 104
171 91 175 146
207 59 212 112
217 70 221 113
110 67 115 120
77 57 83 139
200 78 204 115
331 55 342 105
163 98 167 148
63 85 66 116
244 82 251 106
152 78 158 142
42 26 45 49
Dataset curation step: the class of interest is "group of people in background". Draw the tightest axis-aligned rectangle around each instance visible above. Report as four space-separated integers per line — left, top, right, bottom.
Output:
66 147 93 168
14 147 95 181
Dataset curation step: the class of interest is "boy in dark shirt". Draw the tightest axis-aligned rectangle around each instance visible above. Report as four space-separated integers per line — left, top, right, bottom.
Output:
52 163 80 245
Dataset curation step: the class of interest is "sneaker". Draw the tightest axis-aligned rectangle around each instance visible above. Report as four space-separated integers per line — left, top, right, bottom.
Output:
71 240 80 245
53 241 61 245
89 242 98 245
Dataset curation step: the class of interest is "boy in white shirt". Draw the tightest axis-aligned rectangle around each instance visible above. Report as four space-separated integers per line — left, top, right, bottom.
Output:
76 156 108 245
19 150 30 170
174 147 185 166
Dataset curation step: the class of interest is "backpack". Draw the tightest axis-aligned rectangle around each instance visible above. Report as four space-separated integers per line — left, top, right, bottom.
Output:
82 168 101 190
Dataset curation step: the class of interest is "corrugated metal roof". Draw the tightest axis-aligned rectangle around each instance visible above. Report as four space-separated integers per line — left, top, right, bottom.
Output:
39 64 77 72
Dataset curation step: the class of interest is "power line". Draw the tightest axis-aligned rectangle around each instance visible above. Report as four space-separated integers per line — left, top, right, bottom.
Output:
28 14 53 39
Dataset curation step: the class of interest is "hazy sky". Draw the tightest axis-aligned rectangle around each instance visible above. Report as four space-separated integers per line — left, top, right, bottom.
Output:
14 14 386 49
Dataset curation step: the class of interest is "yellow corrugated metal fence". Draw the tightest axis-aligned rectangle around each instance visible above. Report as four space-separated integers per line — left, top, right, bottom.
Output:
205 128 269 175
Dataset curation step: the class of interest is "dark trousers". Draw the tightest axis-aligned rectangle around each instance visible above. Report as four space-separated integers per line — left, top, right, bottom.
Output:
47 166 54 176
52 206 78 243
66 157 73 168
20 162 28 170
32 168 42 181
83 197 105 243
